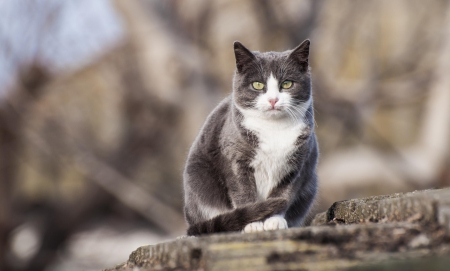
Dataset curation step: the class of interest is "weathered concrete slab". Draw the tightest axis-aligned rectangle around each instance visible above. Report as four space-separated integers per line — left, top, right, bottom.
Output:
103 188 450 271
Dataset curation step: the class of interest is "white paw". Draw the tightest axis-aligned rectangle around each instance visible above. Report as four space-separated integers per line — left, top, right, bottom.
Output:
263 216 288 231
242 221 264 233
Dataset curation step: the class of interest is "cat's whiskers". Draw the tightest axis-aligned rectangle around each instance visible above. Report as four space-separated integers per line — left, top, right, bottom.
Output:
282 101 304 124
289 100 318 127
298 104 314 120
285 107 300 124
288 101 309 121
290 98 310 105
290 107 306 123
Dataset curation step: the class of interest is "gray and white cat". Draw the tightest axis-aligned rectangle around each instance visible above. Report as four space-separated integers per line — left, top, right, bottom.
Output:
184 40 318 235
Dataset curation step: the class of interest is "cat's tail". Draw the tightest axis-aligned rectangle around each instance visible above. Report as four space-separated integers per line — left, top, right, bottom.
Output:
187 198 287 236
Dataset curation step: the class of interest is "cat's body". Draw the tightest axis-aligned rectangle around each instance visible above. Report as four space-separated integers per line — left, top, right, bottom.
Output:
184 40 318 235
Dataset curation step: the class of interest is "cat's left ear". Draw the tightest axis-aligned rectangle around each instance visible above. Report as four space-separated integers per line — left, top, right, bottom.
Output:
234 41 256 73
288 39 310 71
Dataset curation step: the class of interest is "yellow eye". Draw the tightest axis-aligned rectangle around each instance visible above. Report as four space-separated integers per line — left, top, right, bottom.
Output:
252 82 264 90
282 80 293 89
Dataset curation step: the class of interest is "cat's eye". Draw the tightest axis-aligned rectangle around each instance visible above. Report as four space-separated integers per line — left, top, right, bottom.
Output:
252 82 264 90
282 80 293 89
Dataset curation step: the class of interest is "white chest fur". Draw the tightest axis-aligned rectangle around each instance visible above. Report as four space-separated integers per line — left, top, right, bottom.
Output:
242 116 307 201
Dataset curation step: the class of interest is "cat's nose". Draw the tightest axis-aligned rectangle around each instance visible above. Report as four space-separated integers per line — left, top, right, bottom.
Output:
269 98 279 108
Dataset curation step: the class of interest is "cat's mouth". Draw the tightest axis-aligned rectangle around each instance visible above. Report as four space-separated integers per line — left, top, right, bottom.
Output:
265 106 283 112
262 108 281 113
263 107 286 118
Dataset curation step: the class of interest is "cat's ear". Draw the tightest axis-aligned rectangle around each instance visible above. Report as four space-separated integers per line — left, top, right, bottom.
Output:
288 39 310 71
234 41 256 73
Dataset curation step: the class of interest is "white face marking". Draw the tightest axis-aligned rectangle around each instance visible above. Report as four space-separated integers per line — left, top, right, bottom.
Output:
265 73 280 102
250 73 304 119
255 73 284 114
235 73 312 202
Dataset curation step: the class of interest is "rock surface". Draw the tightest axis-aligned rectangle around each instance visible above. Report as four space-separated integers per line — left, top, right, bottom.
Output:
103 188 450 271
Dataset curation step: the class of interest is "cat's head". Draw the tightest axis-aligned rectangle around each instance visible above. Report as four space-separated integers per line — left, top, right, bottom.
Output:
232 40 311 120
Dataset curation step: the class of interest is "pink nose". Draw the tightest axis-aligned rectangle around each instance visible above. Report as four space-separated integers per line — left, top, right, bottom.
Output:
269 98 279 108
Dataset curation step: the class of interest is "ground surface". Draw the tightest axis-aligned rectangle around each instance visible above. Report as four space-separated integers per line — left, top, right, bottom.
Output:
103 188 450 271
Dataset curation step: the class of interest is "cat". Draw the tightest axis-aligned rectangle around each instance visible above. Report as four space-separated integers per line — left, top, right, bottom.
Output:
183 39 318 236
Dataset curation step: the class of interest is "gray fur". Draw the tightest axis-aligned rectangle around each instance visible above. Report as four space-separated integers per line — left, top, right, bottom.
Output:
184 40 318 235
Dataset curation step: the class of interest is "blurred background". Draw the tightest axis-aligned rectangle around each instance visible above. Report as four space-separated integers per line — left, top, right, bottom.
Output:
1 0 450 270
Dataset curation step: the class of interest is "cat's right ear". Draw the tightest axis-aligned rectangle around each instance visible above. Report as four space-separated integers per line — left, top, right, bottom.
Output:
288 39 310 72
234 41 256 73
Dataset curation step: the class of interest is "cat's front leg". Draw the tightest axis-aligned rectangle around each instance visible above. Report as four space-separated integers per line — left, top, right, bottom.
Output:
227 164 258 206
264 215 288 231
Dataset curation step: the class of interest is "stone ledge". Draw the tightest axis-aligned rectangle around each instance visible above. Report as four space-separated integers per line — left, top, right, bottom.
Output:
103 188 450 271
311 188 450 228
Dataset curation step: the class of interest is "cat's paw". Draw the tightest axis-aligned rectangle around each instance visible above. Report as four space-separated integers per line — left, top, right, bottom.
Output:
242 221 264 233
263 216 288 231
